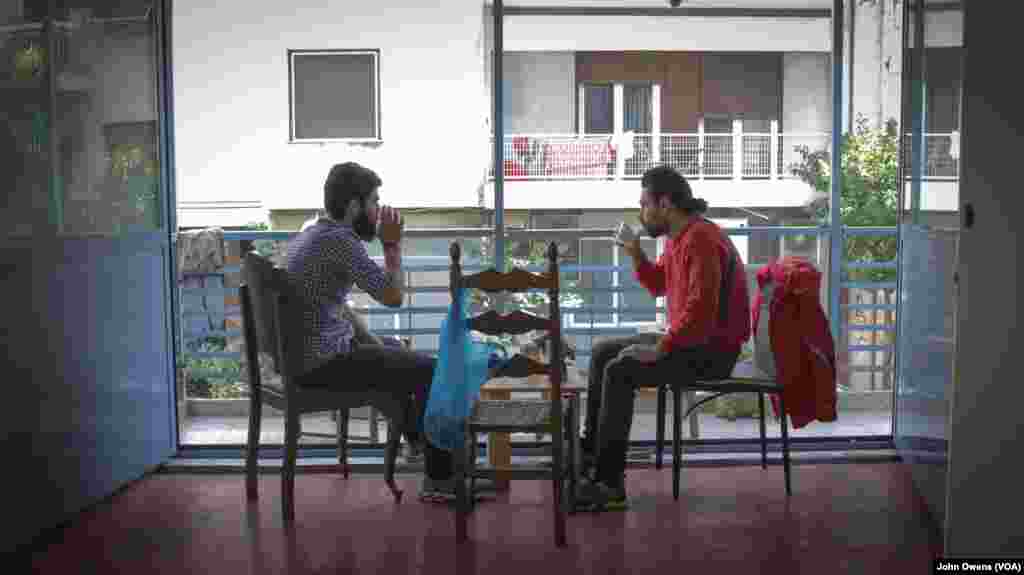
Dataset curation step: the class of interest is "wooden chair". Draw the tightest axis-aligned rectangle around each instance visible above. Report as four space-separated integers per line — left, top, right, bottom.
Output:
240 251 406 521
654 280 792 499
449 241 578 547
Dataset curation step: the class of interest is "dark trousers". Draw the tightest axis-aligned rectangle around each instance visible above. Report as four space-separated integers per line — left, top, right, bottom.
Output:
583 335 740 486
298 340 453 480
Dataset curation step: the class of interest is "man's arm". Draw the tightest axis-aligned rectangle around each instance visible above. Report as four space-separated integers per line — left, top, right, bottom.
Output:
376 206 405 308
377 242 404 307
342 207 405 308
657 233 722 355
622 239 667 296
341 301 383 346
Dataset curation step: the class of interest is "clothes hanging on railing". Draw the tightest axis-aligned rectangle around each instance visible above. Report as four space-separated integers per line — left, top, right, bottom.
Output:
752 257 837 429
177 227 226 275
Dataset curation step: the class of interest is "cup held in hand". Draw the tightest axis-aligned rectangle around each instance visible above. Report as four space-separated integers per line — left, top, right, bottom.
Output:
615 222 637 245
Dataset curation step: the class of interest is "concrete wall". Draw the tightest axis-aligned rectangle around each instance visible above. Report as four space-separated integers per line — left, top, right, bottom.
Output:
702 53 781 125
782 52 832 173
503 52 575 134
173 0 491 213
850 1 963 129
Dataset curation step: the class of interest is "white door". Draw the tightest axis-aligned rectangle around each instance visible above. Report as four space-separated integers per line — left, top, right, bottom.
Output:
944 0 1024 556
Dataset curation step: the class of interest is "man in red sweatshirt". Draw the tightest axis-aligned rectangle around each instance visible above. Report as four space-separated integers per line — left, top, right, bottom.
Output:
577 165 751 508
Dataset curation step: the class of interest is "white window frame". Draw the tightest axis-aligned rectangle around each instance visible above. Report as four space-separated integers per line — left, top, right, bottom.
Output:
577 82 660 137
288 49 382 144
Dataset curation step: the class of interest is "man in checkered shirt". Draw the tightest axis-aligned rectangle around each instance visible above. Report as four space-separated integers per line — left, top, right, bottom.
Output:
286 162 454 498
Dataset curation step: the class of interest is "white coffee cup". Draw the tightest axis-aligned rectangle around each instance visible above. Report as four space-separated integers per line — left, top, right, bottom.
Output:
615 221 637 244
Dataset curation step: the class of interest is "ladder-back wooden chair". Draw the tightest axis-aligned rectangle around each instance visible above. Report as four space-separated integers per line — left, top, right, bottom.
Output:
240 251 406 521
449 241 578 547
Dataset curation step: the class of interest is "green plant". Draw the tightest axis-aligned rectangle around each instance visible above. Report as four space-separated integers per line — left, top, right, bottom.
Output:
790 115 900 283
243 221 277 258
179 336 245 399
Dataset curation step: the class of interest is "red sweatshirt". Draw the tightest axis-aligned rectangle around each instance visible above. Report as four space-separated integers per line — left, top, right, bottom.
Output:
635 219 751 355
753 257 837 429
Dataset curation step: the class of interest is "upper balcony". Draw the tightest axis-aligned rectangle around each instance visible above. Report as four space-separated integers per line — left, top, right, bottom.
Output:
486 125 961 212
491 123 826 182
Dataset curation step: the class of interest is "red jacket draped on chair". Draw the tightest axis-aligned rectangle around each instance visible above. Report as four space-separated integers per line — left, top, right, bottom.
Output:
753 257 837 429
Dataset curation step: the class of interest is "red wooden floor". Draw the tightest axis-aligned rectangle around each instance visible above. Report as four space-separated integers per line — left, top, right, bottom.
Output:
28 463 941 574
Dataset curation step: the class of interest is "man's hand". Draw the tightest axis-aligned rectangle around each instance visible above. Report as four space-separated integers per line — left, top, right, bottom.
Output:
617 238 644 262
616 344 660 364
378 205 403 245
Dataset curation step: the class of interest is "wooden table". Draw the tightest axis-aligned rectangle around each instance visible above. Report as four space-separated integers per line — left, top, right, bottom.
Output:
478 367 588 491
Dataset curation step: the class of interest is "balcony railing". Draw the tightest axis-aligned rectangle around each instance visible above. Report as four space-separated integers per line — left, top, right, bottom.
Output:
490 122 830 181
491 128 962 183
177 226 898 444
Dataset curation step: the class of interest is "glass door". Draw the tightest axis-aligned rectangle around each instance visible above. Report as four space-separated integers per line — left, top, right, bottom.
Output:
1 0 177 549
894 0 964 530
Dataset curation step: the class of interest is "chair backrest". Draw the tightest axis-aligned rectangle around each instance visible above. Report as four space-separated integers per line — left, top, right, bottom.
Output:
449 240 565 397
753 282 777 377
241 251 304 382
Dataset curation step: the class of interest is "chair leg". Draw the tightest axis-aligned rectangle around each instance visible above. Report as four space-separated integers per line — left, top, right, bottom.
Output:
778 392 792 496
336 409 350 479
455 442 469 543
369 407 380 443
672 386 683 501
282 408 300 522
245 389 262 501
655 384 667 470
566 399 578 515
384 420 403 503
551 415 566 548
687 391 700 439
758 392 767 470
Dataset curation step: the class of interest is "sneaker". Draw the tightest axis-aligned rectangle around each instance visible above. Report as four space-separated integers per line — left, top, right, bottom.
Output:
573 476 628 512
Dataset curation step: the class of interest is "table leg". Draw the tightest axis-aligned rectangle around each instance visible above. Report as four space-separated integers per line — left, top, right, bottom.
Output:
481 389 512 492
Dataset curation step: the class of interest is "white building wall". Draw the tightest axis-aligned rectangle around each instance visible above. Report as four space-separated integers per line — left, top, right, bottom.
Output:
852 0 885 128
782 52 832 173
502 15 831 52
503 52 575 134
173 0 491 215
850 1 963 129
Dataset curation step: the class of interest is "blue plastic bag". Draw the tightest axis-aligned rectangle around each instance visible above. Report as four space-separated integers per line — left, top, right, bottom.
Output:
422 287 497 452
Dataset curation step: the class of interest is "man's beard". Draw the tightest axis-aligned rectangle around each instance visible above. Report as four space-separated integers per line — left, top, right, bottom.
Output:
641 218 667 239
353 210 376 242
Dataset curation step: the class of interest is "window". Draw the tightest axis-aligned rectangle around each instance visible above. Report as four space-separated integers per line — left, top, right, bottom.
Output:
288 49 380 143
578 82 654 134
581 83 613 134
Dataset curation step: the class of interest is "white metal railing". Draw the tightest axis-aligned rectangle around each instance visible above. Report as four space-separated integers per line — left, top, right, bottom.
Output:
490 122 831 182
492 128 963 183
